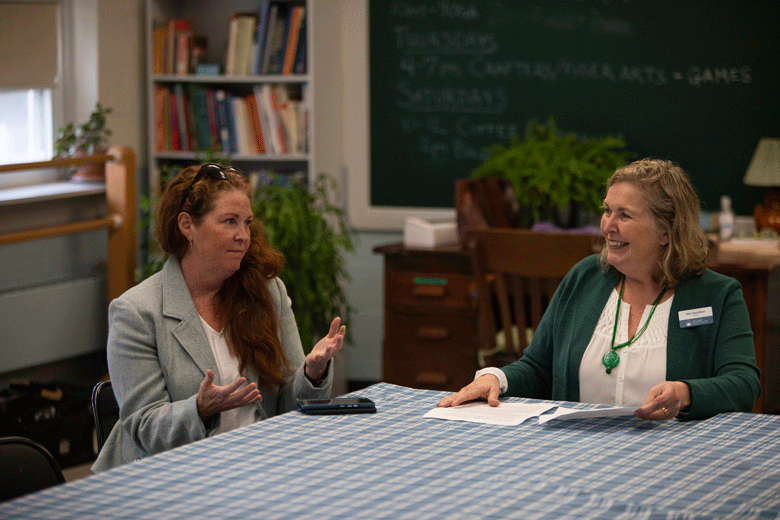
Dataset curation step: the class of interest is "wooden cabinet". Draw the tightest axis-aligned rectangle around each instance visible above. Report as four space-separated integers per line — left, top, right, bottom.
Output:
374 243 478 392
145 0 313 199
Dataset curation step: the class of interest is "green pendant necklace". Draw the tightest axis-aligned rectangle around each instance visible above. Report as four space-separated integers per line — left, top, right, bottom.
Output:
602 277 667 374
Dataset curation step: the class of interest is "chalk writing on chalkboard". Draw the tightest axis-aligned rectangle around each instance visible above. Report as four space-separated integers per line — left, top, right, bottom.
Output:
370 1 779 214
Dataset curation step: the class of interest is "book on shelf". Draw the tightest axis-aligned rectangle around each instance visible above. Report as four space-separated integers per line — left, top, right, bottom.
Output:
293 10 306 74
175 30 193 75
224 95 239 154
232 96 253 155
257 84 281 154
252 85 273 154
166 19 193 75
272 4 292 75
152 26 166 74
282 6 305 75
173 83 191 151
205 89 220 151
273 85 298 153
169 91 181 151
260 3 281 74
154 86 167 151
190 85 211 152
236 13 258 76
226 12 257 76
267 85 288 153
225 16 239 76
264 3 289 74
253 1 272 75
245 92 267 154
215 90 232 154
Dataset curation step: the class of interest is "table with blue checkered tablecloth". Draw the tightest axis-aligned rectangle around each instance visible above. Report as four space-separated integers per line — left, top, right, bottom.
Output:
2 382 779 519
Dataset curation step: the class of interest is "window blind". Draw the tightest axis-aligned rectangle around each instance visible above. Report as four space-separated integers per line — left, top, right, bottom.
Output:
0 1 59 90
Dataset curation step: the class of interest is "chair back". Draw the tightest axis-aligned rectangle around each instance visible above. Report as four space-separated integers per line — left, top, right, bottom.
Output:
465 228 600 366
91 380 118 453
0 436 65 501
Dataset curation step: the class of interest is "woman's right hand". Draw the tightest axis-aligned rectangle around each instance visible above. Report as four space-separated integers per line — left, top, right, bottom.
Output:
196 369 262 421
437 374 501 408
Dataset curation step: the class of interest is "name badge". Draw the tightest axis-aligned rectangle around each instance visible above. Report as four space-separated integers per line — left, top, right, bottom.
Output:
679 307 713 328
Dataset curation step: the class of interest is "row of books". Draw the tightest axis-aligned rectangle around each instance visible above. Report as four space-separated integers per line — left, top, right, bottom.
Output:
228 2 306 76
152 2 307 76
152 19 207 76
154 83 307 156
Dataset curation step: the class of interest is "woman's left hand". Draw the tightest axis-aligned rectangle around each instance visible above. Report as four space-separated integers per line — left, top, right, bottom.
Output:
304 317 346 383
634 381 692 420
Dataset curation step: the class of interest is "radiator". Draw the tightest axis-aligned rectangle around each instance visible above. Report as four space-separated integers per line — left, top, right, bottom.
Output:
0 275 108 373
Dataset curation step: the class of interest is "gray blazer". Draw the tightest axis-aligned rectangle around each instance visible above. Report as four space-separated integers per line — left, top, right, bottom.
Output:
92 257 332 472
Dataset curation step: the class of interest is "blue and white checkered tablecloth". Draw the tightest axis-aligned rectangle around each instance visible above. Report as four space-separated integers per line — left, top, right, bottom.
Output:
2 382 779 519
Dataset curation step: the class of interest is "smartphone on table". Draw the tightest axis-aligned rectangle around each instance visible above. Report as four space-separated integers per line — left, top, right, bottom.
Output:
295 397 376 415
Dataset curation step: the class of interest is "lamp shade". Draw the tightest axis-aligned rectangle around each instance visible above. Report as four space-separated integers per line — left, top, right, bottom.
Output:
744 138 780 187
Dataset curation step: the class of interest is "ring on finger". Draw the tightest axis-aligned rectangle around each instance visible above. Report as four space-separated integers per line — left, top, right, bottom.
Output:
662 407 670 418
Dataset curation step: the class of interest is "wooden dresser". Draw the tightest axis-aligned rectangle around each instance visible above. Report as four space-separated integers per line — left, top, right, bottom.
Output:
373 243 478 392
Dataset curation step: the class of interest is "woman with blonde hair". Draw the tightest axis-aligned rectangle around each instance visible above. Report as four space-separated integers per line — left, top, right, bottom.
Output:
440 159 760 420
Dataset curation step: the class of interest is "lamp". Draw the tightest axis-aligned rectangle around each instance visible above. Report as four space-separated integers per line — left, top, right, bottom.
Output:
743 138 780 234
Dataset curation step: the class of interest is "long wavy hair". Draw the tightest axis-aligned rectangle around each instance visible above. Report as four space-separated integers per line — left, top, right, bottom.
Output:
156 165 291 388
598 159 708 288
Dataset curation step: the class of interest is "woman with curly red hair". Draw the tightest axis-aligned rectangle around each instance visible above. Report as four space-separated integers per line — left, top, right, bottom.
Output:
93 164 344 471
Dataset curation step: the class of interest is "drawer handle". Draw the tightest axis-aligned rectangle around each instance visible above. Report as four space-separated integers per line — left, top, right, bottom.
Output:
411 277 448 297
415 372 449 386
416 325 450 341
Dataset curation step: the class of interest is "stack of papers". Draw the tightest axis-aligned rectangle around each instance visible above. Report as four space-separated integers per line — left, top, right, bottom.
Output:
424 402 635 425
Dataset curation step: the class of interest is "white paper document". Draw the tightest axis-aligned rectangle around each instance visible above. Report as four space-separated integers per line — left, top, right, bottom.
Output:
537 405 636 424
424 402 556 426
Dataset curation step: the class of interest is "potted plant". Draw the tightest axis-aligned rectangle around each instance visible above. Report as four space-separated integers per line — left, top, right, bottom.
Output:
54 103 113 181
471 117 631 228
252 172 356 351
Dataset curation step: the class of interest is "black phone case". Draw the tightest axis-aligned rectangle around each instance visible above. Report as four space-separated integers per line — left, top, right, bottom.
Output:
295 399 377 415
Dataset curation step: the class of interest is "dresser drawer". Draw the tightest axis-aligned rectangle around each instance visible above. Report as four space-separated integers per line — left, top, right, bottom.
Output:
383 313 477 391
386 272 476 313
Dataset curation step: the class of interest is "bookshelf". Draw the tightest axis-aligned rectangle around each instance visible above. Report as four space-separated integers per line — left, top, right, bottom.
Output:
145 0 312 199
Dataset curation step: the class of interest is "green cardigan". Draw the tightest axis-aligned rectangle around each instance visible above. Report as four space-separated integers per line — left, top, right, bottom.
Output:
501 255 761 420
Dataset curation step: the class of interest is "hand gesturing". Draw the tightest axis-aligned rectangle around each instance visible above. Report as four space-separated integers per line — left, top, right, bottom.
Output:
196 369 262 421
304 317 346 383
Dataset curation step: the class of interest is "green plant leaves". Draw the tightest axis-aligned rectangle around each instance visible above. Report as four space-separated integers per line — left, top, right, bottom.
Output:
472 116 631 227
252 172 356 353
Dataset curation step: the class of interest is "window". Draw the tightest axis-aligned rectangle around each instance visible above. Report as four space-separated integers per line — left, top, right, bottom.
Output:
0 89 53 166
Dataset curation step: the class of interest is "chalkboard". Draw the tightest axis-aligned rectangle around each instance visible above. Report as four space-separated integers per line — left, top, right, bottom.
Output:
369 1 780 216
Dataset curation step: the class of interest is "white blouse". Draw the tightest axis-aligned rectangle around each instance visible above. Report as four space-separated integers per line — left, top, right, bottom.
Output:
579 287 673 406
199 316 258 434
476 287 674 407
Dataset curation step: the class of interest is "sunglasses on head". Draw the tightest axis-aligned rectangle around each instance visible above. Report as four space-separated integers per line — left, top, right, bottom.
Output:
181 163 243 207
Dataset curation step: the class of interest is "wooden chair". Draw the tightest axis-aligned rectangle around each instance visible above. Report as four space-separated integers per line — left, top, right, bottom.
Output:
465 228 600 367
0 436 65 501
91 380 118 454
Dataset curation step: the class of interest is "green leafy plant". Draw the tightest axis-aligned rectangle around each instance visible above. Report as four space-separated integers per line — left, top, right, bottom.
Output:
54 103 113 157
53 123 77 157
77 103 113 154
253 172 356 351
472 116 631 228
